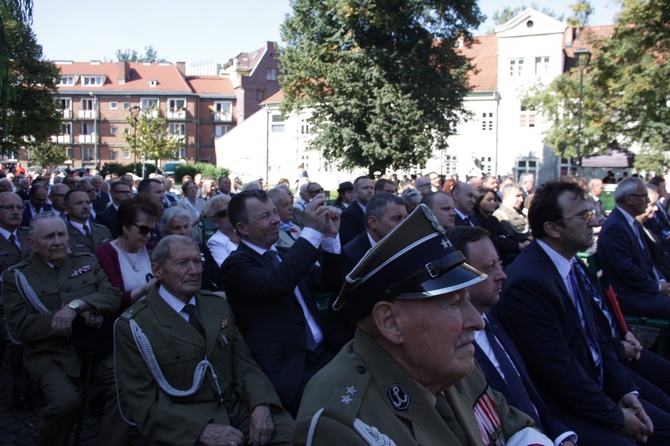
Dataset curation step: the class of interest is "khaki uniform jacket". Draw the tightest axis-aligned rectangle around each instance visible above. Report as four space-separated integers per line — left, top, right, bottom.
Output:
0 226 30 274
114 288 293 446
293 330 535 446
67 221 112 255
2 253 121 378
493 204 532 242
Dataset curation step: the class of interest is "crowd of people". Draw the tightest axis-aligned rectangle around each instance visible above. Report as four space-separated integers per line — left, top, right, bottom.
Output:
4 164 670 445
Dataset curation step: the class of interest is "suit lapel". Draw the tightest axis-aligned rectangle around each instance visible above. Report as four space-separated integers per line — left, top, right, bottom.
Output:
148 289 204 347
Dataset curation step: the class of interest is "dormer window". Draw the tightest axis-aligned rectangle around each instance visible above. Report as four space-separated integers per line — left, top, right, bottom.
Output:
82 75 104 86
149 79 158 87
58 75 77 86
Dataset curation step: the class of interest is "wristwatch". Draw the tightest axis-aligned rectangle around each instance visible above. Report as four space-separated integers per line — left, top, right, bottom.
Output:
68 299 82 312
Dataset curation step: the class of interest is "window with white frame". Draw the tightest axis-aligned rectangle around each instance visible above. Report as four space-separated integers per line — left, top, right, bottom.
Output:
271 124 285 132
82 76 104 86
168 98 186 111
123 102 131 110
60 123 71 135
213 101 232 121
509 58 524 77
520 106 536 128
444 154 458 175
479 156 493 175
256 89 266 102
110 151 118 160
215 125 231 137
535 56 550 76
123 126 130 134
81 98 94 110
59 98 71 111
110 102 118 110
266 68 277 81
110 126 118 136
81 122 94 135
140 98 159 110
481 112 493 131
300 118 310 135
123 151 131 160
168 123 186 136
65 147 72 158
83 147 95 161
178 147 186 158
515 158 538 181
59 75 76 86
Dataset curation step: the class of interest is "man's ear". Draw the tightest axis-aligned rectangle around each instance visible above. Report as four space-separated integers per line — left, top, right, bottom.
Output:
151 262 162 281
235 222 249 237
543 220 562 239
371 301 403 345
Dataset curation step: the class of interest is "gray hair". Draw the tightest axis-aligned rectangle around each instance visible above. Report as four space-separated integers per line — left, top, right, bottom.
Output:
402 187 421 206
75 178 93 189
151 234 199 266
159 207 192 234
365 192 404 223
268 187 290 203
29 211 66 237
615 177 645 204
501 183 523 199
241 180 262 191
202 194 231 219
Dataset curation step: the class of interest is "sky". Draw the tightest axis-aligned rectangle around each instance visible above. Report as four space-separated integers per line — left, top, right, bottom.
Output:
31 0 621 66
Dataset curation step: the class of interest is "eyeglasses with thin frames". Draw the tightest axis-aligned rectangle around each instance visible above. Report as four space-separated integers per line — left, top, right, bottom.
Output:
560 209 595 223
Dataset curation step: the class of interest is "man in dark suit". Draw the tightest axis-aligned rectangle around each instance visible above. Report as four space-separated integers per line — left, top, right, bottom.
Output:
327 192 407 351
338 176 374 245
48 183 68 220
451 182 477 227
64 189 112 254
21 183 51 227
495 179 670 445
95 180 130 238
421 191 456 229
221 189 342 416
448 226 576 445
75 178 102 220
91 175 111 210
587 178 607 226
598 177 670 318
216 175 235 198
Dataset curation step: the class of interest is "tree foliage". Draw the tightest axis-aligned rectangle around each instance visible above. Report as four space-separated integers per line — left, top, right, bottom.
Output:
0 4 60 156
567 0 594 28
115 45 166 63
124 109 181 168
29 140 67 168
279 0 484 174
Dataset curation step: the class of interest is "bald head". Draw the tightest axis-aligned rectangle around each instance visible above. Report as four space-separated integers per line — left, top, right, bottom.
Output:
49 183 70 212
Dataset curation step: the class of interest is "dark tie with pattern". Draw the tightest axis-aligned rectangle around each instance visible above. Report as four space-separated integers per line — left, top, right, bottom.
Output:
83 224 92 242
484 321 540 426
182 304 205 338
464 216 475 227
8 233 20 254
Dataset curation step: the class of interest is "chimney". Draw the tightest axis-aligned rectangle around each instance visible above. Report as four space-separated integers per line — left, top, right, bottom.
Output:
176 62 186 76
117 61 129 84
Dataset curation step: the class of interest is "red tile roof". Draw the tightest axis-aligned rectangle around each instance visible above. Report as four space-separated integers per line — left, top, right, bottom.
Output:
461 34 498 91
56 61 192 93
262 90 284 104
187 76 235 96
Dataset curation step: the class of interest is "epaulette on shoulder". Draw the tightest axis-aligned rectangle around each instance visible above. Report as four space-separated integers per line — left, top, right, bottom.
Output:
6 257 31 272
119 298 148 320
317 362 372 427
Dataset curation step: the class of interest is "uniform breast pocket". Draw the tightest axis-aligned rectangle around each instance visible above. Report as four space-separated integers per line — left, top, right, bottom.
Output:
63 273 97 295
156 346 203 387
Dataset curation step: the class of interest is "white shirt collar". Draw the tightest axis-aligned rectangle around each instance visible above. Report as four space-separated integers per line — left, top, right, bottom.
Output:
536 239 572 281
158 284 196 315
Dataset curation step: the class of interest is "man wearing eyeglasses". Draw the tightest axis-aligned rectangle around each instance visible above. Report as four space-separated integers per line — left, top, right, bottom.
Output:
598 177 670 319
48 183 69 220
0 192 33 412
95 180 130 238
21 183 51 227
496 180 670 445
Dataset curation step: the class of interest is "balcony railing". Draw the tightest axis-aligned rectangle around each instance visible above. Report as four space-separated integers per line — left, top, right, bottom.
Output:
167 110 186 120
62 109 73 119
78 110 98 119
168 134 186 143
51 134 72 144
78 133 98 144
140 109 159 118
213 112 232 122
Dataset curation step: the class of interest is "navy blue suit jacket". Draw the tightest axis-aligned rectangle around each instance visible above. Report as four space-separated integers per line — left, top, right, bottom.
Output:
495 240 636 430
21 203 52 227
95 205 118 238
338 201 366 246
221 238 341 405
597 207 670 317
475 313 570 439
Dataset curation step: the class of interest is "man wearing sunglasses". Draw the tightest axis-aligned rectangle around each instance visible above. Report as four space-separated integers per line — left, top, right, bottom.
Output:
496 180 670 445
95 181 131 238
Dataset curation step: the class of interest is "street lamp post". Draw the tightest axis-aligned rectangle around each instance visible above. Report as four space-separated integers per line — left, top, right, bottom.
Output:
129 106 141 177
89 92 98 170
574 47 591 175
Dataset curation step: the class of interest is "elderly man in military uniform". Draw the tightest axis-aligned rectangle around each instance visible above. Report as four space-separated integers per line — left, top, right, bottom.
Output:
292 205 554 446
115 235 294 446
3 211 123 446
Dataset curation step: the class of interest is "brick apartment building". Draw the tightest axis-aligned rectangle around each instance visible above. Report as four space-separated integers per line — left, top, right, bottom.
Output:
41 41 280 170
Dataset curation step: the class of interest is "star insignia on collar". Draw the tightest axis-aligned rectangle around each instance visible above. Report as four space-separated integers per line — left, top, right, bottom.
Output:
341 395 353 405
346 386 357 395
441 239 449 249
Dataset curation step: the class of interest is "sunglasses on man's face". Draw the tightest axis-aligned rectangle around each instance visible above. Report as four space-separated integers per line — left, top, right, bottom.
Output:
215 209 228 218
132 223 153 235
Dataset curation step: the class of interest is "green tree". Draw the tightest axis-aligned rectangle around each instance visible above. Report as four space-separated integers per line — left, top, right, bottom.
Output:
567 0 594 28
29 140 67 169
0 4 60 156
115 45 166 63
589 0 670 174
280 0 484 174
125 108 182 171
